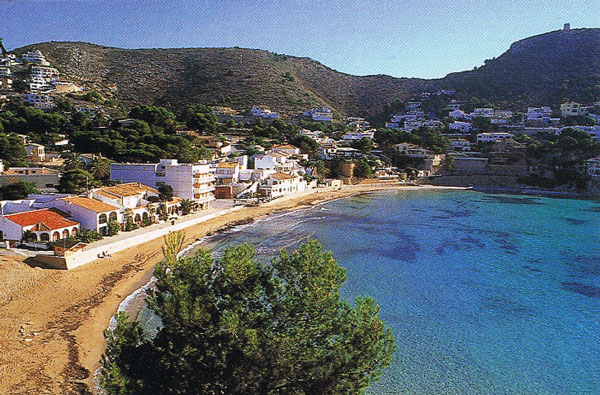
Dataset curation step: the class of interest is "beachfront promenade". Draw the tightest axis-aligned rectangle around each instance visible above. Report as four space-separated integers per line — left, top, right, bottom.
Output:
35 186 338 270
36 200 242 270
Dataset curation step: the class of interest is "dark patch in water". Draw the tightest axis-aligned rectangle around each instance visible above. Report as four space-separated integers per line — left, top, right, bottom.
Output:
560 217 588 226
522 265 543 273
459 236 485 248
583 206 600 213
483 295 535 318
561 282 600 298
482 195 545 205
439 208 473 218
565 255 600 277
435 236 485 255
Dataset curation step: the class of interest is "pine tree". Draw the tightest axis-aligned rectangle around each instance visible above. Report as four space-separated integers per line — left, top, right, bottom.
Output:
100 234 396 394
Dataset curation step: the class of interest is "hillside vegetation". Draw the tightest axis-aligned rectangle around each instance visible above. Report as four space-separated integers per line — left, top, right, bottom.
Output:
14 28 600 116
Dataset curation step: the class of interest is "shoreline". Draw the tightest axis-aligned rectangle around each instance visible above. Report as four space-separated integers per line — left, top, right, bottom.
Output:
0 183 466 394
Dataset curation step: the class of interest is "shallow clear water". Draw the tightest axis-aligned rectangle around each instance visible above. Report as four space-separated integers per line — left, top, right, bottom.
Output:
142 190 600 393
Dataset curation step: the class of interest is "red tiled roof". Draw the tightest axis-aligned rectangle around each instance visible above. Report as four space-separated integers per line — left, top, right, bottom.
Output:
4 209 78 230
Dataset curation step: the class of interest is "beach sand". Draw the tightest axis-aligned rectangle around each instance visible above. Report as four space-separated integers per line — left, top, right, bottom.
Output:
0 184 463 394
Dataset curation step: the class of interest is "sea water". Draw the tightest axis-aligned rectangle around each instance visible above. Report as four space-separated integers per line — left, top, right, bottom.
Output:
140 190 600 394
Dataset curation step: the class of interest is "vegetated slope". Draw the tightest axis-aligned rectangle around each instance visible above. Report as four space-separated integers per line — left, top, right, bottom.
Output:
13 28 600 116
439 28 600 108
14 42 432 117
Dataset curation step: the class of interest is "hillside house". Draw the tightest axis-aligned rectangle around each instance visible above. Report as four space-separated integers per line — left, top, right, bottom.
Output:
587 156 600 177
305 107 333 122
477 132 514 143
560 102 587 117
22 50 50 66
449 121 471 133
25 143 46 161
472 108 494 118
252 105 279 119
23 93 53 109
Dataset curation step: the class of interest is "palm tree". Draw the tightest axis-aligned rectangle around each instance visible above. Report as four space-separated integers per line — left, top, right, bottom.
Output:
89 156 111 180
64 152 83 171
180 199 194 215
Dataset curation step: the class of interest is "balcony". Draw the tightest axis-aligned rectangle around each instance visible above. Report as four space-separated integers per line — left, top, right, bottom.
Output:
193 184 216 193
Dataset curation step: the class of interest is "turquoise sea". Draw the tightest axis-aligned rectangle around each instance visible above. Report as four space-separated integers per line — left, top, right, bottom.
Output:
139 190 600 393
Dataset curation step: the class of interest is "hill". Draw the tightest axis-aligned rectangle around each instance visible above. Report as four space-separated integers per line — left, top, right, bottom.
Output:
13 27 600 116
439 28 600 108
13 42 432 117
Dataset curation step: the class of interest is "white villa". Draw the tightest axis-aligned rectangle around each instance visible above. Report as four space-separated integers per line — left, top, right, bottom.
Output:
472 108 494 118
305 107 333 122
259 172 309 198
449 121 471 134
476 132 514 143
0 208 79 247
252 105 279 119
51 196 121 235
22 50 50 66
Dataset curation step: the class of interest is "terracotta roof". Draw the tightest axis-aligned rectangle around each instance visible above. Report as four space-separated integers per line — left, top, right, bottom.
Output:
272 144 298 150
271 172 297 180
94 182 157 198
2 167 59 175
217 162 239 168
4 208 78 230
62 197 120 213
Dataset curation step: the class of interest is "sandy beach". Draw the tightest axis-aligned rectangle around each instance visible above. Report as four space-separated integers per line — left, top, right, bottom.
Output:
0 184 464 394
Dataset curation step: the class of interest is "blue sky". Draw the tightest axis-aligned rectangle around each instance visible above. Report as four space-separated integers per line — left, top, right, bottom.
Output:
4 0 600 78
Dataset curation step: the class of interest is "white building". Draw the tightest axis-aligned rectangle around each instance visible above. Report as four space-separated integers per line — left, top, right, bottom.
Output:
449 139 471 151
51 196 121 235
23 93 53 109
0 66 11 77
472 108 494 118
560 102 587 117
259 173 309 198
476 132 514 143
449 121 471 134
271 144 301 156
0 208 79 246
342 130 375 141
110 159 215 208
30 66 60 79
449 109 468 119
527 107 552 122
305 107 333 122
22 50 50 66
587 156 600 177
252 105 279 119
215 161 241 184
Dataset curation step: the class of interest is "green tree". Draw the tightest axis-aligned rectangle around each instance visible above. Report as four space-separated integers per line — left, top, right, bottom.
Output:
57 169 96 194
0 181 38 200
158 184 174 202
100 236 395 394
108 220 120 236
354 158 373 178
0 133 27 167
